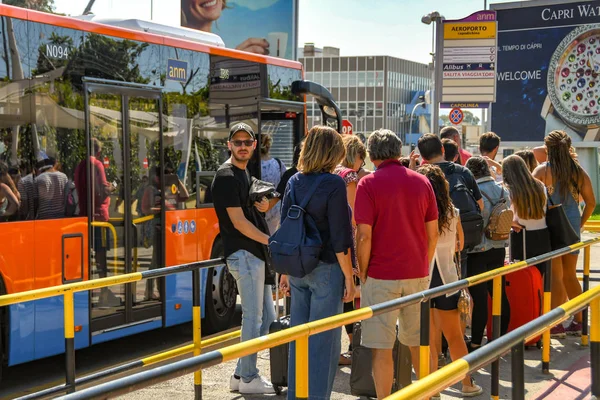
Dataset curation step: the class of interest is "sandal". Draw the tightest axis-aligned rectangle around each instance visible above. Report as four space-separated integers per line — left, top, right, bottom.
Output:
339 352 352 365
461 377 483 397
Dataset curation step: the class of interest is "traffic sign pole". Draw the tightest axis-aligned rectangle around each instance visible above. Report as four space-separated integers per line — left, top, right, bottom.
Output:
433 18 444 136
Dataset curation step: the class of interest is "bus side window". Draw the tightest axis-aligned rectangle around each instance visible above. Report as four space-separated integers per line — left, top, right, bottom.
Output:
0 17 32 223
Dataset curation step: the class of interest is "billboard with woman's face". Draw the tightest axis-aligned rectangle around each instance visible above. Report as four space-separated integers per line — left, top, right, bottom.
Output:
181 0 298 60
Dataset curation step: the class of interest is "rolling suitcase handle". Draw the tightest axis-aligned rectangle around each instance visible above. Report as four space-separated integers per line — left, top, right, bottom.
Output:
509 226 527 262
275 273 288 321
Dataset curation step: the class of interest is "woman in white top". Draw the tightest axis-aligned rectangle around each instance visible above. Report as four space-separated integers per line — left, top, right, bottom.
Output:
417 165 483 398
502 155 551 281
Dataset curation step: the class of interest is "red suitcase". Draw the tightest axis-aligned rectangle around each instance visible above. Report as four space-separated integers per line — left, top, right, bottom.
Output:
486 229 543 347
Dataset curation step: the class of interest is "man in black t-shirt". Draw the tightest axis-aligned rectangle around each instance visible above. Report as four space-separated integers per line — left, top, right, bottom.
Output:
211 123 276 394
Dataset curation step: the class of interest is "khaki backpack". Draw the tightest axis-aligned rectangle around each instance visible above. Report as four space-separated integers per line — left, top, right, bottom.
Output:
482 190 513 241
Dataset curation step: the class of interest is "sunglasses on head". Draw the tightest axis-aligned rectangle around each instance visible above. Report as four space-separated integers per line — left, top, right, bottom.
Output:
230 139 255 147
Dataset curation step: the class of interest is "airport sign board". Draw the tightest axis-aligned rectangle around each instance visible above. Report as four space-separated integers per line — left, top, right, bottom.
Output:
442 11 498 104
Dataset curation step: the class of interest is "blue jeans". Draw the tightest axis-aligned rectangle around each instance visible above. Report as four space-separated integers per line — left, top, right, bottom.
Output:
288 262 344 400
227 250 276 382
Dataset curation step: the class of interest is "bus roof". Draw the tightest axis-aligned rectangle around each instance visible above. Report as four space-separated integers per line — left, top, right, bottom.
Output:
0 4 302 70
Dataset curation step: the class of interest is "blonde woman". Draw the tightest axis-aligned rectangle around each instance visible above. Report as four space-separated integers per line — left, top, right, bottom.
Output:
502 155 551 290
279 126 355 399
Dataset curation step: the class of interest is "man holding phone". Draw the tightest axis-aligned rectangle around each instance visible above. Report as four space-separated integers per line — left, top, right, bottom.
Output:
211 123 276 394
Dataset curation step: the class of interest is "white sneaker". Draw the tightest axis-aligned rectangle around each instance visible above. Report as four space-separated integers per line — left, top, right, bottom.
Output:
239 375 275 394
229 375 240 392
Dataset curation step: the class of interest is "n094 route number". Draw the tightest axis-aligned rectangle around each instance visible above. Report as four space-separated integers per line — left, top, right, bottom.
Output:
46 43 70 60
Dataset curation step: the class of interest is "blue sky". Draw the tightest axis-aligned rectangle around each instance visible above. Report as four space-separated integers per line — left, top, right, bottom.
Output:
52 0 518 64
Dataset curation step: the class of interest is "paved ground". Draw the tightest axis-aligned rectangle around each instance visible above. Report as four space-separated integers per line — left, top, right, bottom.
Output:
115 232 600 400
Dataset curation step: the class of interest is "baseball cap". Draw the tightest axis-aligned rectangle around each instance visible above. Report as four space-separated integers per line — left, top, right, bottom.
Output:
228 123 256 141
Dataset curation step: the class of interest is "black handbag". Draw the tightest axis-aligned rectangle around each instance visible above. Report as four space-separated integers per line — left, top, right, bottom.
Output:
545 195 580 250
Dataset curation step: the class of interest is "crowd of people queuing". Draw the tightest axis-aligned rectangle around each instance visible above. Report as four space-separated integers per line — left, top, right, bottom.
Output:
211 122 596 399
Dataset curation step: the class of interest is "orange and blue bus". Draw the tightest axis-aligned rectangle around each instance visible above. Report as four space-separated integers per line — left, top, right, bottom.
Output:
0 4 340 378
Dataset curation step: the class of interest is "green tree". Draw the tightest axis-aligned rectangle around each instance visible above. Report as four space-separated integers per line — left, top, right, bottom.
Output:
4 0 54 12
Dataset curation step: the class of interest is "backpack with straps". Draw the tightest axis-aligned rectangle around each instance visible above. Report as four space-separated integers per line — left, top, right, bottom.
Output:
482 189 513 241
445 165 484 251
268 174 325 278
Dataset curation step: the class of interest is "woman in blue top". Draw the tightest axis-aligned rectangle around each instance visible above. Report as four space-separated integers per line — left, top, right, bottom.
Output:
279 126 355 400
465 157 511 351
534 130 596 337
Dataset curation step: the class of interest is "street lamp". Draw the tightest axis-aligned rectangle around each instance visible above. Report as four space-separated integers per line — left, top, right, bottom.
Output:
421 11 445 136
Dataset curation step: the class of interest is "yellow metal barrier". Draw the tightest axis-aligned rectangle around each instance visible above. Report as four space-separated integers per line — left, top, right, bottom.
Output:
57 237 600 400
0 258 224 399
386 283 600 400
90 221 118 275
584 221 600 232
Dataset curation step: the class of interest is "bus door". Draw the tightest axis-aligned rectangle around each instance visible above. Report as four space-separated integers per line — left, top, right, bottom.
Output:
259 99 305 172
84 80 164 335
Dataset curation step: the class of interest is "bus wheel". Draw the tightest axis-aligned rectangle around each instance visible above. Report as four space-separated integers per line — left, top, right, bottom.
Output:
204 240 237 334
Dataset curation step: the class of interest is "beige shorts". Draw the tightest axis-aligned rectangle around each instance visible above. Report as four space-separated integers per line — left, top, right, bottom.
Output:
361 276 430 348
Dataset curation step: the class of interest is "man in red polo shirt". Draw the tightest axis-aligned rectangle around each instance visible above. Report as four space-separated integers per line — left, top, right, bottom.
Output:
441 126 472 166
355 129 439 399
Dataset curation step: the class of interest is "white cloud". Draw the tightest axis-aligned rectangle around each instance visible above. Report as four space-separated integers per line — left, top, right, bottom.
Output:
228 0 280 12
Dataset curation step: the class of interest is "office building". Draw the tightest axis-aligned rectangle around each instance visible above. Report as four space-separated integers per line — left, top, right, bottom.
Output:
300 45 432 137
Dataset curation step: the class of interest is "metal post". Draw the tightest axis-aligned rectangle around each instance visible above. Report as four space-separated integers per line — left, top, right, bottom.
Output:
591 297 600 396
192 269 202 400
296 335 309 399
582 246 591 347
511 341 525 400
432 19 444 135
419 301 431 379
491 276 502 400
542 260 553 373
64 290 76 393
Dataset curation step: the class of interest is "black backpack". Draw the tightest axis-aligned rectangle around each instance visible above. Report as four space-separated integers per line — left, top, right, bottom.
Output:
446 166 484 250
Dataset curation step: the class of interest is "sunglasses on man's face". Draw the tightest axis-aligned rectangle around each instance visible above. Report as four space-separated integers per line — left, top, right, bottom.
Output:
230 139 255 147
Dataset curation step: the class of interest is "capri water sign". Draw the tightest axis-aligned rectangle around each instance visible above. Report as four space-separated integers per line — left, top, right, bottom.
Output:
441 11 498 104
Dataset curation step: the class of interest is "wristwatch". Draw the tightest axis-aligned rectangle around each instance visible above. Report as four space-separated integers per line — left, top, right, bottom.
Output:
541 24 600 141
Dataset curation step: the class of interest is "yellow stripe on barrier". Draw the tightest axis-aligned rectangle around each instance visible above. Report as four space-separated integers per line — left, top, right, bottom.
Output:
141 330 242 365
219 325 310 363
64 291 75 340
0 273 143 307
559 286 600 316
591 298 600 342
385 359 470 400
466 261 527 286
143 344 195 365
306 308 373 335
492 277 502 316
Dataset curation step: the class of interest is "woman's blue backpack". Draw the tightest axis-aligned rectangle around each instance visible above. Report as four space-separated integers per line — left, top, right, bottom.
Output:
268 175 325 278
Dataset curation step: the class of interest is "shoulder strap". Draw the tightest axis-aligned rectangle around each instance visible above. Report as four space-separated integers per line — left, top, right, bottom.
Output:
290 174 326 210
541 166 555 207
274 157 284 174
481 186 504 206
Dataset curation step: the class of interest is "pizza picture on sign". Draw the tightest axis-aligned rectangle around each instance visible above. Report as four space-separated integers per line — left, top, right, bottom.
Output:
547 24 600 129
